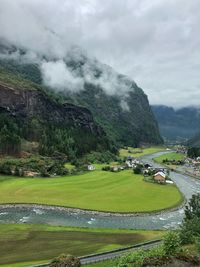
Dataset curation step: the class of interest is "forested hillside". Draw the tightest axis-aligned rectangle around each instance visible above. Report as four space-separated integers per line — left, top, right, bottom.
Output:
0 68 115 159
0 41 162 148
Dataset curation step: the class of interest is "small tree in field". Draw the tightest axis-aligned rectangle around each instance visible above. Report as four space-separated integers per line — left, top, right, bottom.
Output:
50 254 81 267
163 231 181 256
133 165 142 174
180 194 200 244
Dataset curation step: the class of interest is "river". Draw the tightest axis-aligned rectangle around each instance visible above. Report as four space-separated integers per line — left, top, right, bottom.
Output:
1 151 200 229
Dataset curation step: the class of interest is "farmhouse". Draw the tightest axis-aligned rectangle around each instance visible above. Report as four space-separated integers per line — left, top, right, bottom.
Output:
153 171 166 183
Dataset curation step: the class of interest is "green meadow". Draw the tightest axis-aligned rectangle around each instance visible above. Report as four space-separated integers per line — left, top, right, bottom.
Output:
0 224 164 266
119 146 165 158
154 152 185 164
0 169 183 213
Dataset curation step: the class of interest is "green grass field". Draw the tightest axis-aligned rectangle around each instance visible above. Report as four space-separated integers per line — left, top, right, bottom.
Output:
119 146 164 158
0 224 164 266
85 259 118 267
0 169 183 213
154 152 185 164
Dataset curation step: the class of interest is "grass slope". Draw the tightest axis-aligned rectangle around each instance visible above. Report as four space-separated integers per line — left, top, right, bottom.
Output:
0 169 183 213
85 259 118 267
119 146 164 158
154 152 185 164
0 224 164 266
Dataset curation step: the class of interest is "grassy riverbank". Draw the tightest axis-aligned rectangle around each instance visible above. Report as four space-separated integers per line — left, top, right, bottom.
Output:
119 146 165 158
0 169 183 213
154 152 185 164
0 224 164 266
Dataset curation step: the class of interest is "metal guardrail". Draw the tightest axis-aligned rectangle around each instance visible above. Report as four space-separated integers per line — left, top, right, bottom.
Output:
27 239 162 267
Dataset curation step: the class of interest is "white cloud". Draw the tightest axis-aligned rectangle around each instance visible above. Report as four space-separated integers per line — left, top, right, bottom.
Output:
40 53 134 97
0 0 200 107
120 99 130 112
41 60 84 92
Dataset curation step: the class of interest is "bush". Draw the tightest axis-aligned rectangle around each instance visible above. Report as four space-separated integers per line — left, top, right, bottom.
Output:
184 194 200 221
117 250 144 267
180 217 200 244
0 157 69 177
82 151 117 164
102 166 111 171
179 194 200 244
195 237 200 254
117 246 166 267
133 165 142 174
163 231 181 256
50 254 81 267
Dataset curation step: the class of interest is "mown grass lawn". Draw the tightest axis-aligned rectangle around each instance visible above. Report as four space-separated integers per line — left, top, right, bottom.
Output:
154 152 185 164
0 169 183 212
0 224 164 266
119 146 165 158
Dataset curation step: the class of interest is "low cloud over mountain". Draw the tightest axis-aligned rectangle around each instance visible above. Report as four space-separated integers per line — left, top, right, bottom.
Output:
1 0 200 107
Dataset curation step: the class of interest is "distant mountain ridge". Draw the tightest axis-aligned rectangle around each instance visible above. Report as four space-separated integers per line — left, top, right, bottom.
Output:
152 105 200 141
187 132 200 147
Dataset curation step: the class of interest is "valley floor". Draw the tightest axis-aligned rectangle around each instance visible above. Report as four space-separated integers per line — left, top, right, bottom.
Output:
154 152 185 164
119 146 164 158
0 168 183 213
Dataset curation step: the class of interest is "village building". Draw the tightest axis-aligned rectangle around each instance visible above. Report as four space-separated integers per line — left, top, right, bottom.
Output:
153 171 166 183
111 166 120 172
144 163 152 169
87 164 95 171
125 156 141 168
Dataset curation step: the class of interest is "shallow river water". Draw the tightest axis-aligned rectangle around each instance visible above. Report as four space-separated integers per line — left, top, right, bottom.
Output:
1 152 200 229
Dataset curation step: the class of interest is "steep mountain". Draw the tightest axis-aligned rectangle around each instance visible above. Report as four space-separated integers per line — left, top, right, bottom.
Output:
152 105 200 142
0 68 113 157
0 42 162 148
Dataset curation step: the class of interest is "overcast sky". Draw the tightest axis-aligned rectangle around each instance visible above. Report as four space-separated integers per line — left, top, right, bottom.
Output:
0 0 200 107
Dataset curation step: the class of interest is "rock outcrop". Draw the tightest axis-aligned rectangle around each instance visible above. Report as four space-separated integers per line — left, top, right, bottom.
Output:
0 83 103 136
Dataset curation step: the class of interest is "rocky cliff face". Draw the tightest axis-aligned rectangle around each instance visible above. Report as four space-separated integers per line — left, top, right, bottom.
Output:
0 81 114 157
0 83 103 136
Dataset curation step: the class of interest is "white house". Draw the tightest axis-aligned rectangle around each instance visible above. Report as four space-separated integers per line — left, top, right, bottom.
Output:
87 165 95 171
125 157 141 168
